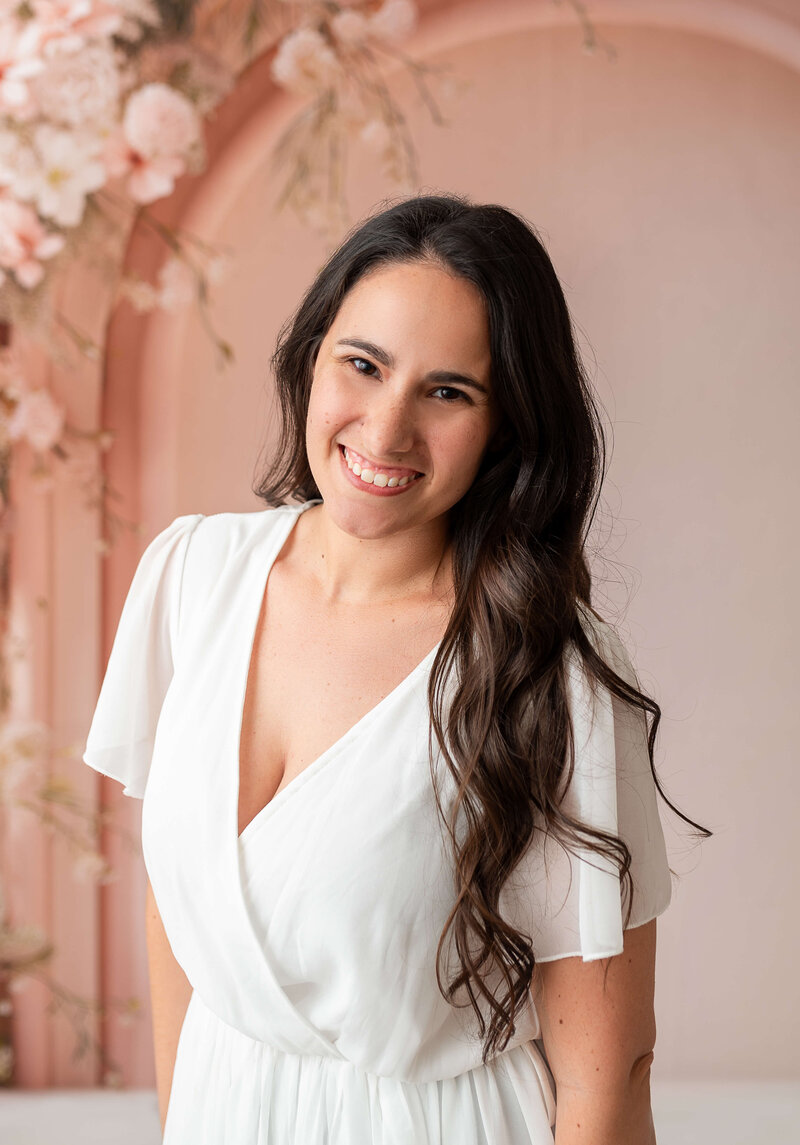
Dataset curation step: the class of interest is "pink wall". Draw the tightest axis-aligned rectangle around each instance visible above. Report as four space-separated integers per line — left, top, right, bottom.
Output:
13 0 799 1086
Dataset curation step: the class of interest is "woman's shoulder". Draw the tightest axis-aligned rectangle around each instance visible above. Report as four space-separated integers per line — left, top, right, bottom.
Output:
189 502 300 548
179 501 307 593
179 503 296 573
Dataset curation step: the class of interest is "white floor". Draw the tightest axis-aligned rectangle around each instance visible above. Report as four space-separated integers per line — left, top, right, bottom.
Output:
0 1082 798 1144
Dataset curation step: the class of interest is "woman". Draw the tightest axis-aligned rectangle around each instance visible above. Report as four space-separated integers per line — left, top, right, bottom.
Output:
83 193 708 1144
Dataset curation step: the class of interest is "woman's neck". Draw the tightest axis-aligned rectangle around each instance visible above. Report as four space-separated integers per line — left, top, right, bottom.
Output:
299 502 454 608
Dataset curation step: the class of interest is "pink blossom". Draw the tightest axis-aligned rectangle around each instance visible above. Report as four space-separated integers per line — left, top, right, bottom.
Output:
369 0 418 43
360 118 392 154
0 21 45 118
0 197 65 289
102 130 134 177
29 40 120 127
271 27 342 97
7 387 66 453
28 1 146 56
117 273 159 312
7 124 107 227
123 83 202 160
128 156 186 206
103 130 185 204
330 9 369 46
0 346 26 404
157 256 195 311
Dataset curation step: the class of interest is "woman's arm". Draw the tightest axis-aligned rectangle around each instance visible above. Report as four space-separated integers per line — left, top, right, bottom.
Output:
145 876 193 1134
531 919 660 1145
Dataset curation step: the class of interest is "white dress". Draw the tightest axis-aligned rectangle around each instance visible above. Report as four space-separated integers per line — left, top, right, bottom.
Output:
83 499 672 1144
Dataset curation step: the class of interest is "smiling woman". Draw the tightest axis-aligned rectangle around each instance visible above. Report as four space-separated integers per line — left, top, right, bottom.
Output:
305 259 498 536
82 192 709 1144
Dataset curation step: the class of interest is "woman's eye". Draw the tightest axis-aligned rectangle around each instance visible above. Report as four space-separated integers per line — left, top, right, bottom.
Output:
348 356 378 376
433 386 471 404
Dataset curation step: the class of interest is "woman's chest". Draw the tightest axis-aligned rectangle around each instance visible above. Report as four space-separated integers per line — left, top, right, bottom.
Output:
237 565 449 838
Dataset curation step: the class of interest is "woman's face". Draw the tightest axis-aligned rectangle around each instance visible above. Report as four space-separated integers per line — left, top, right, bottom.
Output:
306 260 499 539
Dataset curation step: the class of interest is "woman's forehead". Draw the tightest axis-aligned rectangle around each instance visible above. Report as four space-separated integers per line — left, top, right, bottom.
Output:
328 263 491 370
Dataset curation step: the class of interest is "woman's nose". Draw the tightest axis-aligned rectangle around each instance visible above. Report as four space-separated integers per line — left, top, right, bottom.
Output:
360 389 417 457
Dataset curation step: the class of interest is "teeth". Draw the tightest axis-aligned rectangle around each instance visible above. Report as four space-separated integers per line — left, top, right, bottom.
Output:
343 446 420 489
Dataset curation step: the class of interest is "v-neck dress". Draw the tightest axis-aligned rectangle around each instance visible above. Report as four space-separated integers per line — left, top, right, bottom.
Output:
82 500 672 1144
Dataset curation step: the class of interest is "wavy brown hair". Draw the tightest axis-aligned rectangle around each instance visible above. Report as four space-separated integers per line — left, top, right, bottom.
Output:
254 192 711 1065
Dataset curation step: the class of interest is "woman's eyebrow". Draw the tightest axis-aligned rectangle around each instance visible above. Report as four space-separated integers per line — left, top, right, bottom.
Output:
334 338 489 395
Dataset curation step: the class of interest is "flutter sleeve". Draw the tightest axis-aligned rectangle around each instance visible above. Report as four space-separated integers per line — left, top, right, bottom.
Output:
504 607 673 962
82 513 204 799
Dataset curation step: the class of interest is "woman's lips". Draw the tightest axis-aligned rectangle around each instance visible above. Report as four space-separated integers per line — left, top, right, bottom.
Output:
337 443 423 496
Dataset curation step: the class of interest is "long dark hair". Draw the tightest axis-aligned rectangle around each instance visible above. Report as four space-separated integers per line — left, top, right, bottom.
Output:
254 192 711 1064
